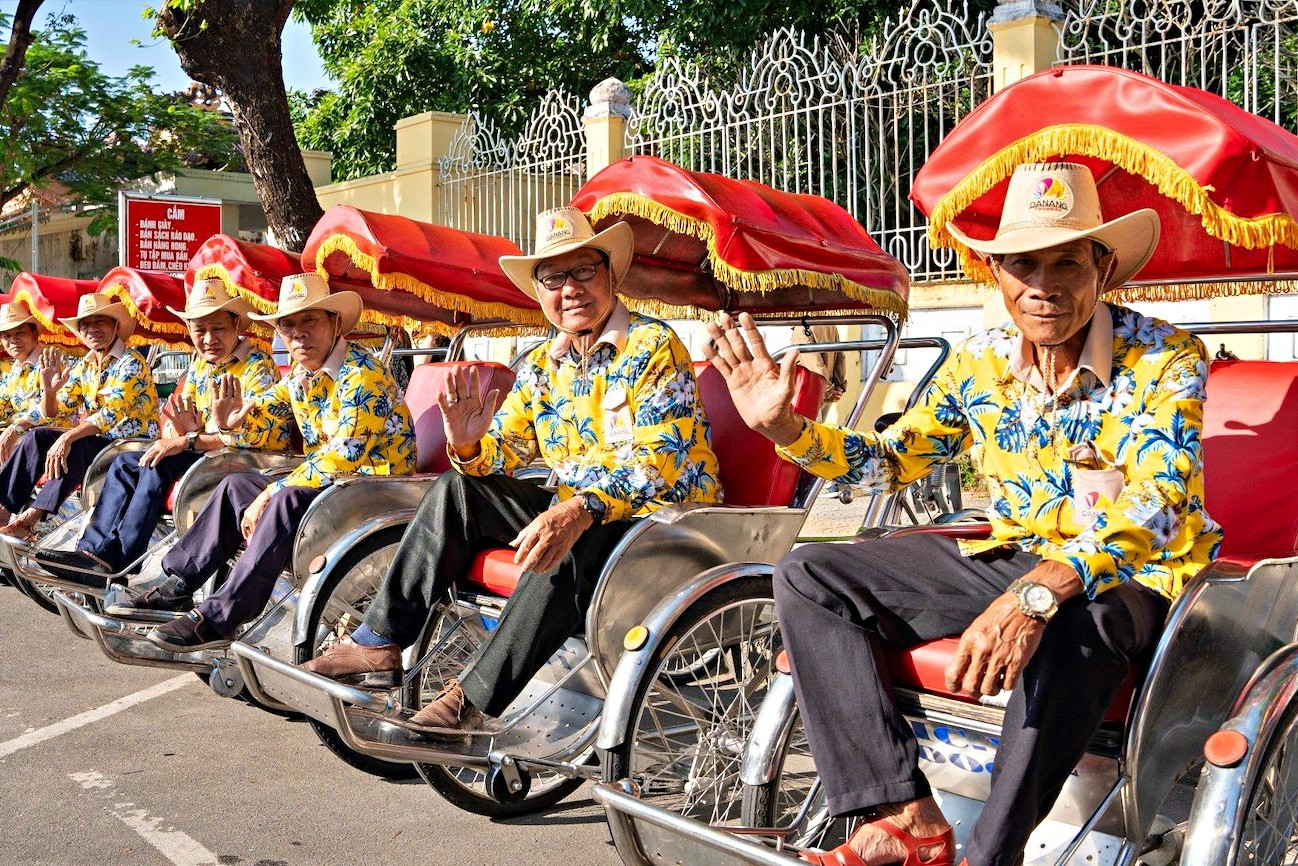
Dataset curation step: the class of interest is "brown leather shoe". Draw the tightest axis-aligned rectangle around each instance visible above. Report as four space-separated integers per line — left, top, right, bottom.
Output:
301 639 402 687
395 679 485 738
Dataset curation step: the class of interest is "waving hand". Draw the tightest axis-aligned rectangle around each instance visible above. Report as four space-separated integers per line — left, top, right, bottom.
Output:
703 313 805 446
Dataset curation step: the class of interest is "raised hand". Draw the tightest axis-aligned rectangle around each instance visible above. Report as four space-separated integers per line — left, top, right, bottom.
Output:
170 394 201 435
210 374 253 431
438 366 502 461
703 312 804 446
38 347 67 393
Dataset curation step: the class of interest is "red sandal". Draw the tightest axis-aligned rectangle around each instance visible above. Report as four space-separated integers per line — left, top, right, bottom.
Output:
799 817 957 866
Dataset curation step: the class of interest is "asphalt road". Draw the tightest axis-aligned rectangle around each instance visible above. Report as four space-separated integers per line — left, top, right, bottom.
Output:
0 583 620 866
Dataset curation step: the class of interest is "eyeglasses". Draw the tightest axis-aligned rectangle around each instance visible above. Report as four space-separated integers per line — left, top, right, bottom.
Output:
536 260 604 290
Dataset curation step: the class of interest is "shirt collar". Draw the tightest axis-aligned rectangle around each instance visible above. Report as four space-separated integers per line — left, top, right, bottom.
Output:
548 301 630 362
1008 301 1113 392
315 338 349 380
89 339 127 365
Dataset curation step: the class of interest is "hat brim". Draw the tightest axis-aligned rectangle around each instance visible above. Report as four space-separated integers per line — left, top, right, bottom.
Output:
0 315 40 334
499 221 634 300
946 208 1161 292
58 304 136 343
165 298 254 334
248 290 363 335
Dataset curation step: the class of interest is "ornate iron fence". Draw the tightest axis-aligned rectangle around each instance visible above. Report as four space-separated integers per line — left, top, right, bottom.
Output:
437 90 587 250
1056 0 1298 131
627 0 994 285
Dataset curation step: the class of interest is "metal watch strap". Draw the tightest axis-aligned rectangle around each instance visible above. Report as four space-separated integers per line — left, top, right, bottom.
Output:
1007 577 1057 622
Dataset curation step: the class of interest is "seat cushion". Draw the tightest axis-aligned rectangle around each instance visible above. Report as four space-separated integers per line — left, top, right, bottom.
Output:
1203 360 1298 561
693 361 825 507
462 548 523 597
884 637 1137 725
404 361 516 474
164 481 178 514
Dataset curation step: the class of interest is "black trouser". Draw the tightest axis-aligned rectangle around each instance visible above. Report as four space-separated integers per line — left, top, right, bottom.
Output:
363 472 632 716
77 450 203 572
161 473 321 636
773 533 1168 866
0 427 109 515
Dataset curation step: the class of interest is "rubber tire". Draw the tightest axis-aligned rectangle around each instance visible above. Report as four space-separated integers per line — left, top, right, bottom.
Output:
293 529 419 781
405 597 586 816
600 574 776 818
1221 701 1298 865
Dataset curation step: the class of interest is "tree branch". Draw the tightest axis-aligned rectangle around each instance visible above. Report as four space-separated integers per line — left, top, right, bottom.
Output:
0 0 44 109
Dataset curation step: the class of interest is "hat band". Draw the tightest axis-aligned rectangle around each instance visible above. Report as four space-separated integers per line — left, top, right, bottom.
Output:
996 216 1103 236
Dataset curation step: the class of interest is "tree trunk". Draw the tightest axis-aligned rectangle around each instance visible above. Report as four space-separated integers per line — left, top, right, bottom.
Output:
0 0 44 110
157 0 322 252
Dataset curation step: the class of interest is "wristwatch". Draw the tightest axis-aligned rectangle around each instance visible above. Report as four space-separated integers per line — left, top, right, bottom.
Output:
578 491 607 525
185 431 199 451
1006 578 1058 622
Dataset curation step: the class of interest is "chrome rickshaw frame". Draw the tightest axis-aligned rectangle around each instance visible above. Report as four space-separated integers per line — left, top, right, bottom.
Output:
229 155 953 819
593 64 1298 866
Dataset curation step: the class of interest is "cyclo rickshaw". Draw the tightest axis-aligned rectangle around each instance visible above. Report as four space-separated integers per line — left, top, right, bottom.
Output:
592 65 1298 866
0 271 101 610
52 205 547 782
230 154 960 819
0 266 199 613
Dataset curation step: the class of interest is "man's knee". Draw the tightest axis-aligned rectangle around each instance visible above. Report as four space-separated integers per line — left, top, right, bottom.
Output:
215 471 263 499
774 543 849 609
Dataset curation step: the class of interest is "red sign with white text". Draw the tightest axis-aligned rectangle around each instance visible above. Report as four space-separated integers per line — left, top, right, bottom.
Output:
123 197 223 275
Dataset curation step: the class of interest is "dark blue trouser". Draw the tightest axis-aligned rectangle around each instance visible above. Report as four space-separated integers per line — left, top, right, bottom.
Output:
161 472 321 635
77 449 204 572
0 427 110 515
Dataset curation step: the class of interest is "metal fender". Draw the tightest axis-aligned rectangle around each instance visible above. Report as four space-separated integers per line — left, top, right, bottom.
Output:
290 508 416 647
597 561 775 751
1180 642 1298 866
739 671 798 786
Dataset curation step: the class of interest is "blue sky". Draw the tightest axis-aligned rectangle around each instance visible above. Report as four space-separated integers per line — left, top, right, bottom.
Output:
1 0 333 93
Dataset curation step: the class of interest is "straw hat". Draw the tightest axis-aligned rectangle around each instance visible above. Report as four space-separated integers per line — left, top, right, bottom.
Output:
499 207 634 299
167 277 255 331
0 300 40 334
945 162 1160 291
58 293 136 342
249 273 362 334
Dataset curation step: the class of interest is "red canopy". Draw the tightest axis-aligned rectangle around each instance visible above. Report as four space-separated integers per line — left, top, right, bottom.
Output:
98 267 190 348
185 234 300 313
570 155 909 319
6 272 97 348
911 65 1298 302
301 206 546 336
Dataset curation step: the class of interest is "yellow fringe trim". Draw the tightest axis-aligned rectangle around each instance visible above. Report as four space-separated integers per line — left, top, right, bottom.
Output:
1108 278 1298 304
928 124 1298 285
12 288 81 348
586 192 909 320
312 234 549 330
100 284 190 339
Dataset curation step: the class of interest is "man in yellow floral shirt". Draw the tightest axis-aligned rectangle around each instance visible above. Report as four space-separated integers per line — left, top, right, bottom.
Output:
41 279 291 587
0 293 158 540
706 163 1221 866
304 208 721 737
0 300 62 462
144 273 415 651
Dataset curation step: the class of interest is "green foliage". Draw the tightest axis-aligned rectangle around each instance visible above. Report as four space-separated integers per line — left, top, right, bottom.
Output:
0 10 240 232
291 0 919 181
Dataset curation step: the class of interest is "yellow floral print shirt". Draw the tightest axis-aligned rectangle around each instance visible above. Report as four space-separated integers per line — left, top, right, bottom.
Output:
454 304 722 523
178 340 291 451
57 341 160 440
778 303 1222 600
0 355 68 428
244 340 415 495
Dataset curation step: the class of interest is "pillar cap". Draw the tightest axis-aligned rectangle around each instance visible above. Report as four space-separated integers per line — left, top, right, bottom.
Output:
584 78 632 120
990 0 1064 25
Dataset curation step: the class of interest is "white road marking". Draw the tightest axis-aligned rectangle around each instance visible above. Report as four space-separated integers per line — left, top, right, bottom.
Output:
70 771 220 866
0 673 193 759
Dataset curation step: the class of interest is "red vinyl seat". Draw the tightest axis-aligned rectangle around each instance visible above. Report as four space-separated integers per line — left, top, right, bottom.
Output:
881 358 1298 724
404 361 516 474
460 358 827 598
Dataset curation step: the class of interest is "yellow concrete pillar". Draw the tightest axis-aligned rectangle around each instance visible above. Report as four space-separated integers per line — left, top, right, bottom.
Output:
988 0 1063 92
1209 293 1268 359
584 78 632 179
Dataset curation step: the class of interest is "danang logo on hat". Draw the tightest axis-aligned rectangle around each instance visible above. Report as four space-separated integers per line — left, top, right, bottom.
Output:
546 212 575 242
285 278 311 303
1029 176 1073 216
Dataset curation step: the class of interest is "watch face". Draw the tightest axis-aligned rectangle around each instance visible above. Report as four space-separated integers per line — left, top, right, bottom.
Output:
1025 584 1054 613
